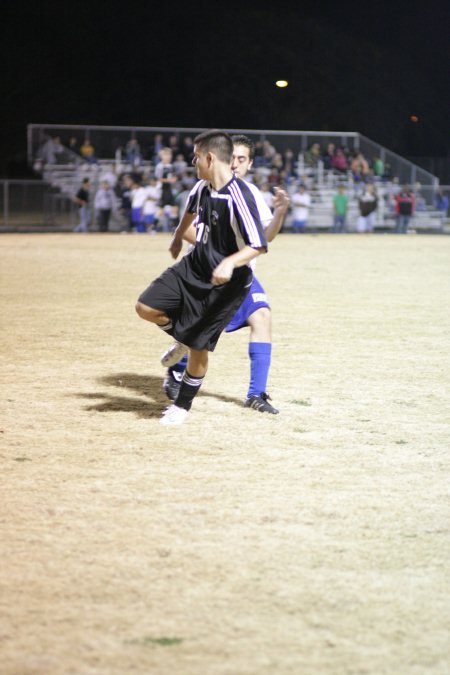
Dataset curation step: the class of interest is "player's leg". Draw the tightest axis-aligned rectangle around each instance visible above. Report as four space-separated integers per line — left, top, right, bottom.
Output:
160 341 189 400
160 348 208 425
161 341 188 367
163 354 187 401
245 307 279 414
224 277 278 414
136 267 183 337
135 302 171 327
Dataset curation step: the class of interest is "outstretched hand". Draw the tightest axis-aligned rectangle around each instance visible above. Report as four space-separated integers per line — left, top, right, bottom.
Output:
273 187 290 213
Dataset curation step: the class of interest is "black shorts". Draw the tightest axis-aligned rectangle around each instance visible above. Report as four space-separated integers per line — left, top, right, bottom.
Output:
138 257 252 351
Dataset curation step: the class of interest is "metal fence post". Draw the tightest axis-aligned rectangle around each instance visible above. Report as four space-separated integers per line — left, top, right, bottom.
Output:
4 181 8 228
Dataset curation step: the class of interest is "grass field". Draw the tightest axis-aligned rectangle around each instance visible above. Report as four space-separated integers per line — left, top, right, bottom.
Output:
1 233 449 675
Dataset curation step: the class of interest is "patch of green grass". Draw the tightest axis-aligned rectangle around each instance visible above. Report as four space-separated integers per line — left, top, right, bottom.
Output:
14 456 32 462
293 427 309 433
126 636 183 647
395 440 408 445
290 399 312 407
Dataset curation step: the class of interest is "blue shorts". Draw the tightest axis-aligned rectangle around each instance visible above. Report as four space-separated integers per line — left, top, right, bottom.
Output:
143 214 156 225
292 219 307 232
131 207 142 225
225 276 270 332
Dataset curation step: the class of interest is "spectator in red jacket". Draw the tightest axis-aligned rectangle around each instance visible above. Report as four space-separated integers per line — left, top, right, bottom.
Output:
395 185 415 233
331 147 348 173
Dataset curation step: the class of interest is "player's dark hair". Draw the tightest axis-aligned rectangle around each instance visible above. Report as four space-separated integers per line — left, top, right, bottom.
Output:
194 129 233 163
231 134 255 161
82 177 90 184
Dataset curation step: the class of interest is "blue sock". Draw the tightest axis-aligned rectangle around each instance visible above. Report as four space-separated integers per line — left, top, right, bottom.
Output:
248 342 272 398
168 354 188 376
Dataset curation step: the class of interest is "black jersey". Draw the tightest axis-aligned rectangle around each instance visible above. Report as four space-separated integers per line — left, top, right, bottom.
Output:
186 176 267 280
155 161 175 206
76 187 89 205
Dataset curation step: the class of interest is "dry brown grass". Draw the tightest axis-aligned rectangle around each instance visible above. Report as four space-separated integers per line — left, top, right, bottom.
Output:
1 232 449 675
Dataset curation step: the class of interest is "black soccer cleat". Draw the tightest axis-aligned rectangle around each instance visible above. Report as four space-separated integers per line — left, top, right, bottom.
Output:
244 392 279 414
163 368 183 401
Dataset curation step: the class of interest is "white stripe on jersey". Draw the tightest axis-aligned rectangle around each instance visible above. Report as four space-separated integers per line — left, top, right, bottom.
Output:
187 179 208 214
245 181 273 228
228 181 264 247
210 193 246 252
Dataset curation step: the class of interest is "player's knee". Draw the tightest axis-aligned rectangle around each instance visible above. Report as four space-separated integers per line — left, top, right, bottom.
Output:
248 307 272 341
251 306 271 327
135 301 154 320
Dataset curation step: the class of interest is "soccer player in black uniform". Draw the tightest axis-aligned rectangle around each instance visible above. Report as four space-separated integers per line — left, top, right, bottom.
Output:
135 130 268 425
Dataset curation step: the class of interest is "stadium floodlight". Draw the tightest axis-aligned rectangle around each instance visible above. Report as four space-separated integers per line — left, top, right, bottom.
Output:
275 80 288 88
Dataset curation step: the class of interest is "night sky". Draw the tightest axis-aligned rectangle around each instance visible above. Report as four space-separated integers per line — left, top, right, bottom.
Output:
2 0 449 176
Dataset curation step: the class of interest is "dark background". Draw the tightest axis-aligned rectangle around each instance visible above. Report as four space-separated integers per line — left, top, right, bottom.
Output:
2 0 449 179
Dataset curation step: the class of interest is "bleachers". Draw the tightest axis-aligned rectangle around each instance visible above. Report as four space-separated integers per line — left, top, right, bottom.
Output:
29 124 447 234
37 159 447 234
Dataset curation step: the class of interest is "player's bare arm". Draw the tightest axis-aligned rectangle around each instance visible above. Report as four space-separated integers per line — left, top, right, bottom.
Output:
211 245 266 285
265 187 290 242
183 223 197 245
169 211 196 258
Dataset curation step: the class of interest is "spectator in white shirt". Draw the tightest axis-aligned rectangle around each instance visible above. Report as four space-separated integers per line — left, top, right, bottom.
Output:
291 183 311 233
94 181 117 232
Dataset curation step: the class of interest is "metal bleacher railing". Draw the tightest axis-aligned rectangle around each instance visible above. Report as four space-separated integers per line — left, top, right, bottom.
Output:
1 123 447 232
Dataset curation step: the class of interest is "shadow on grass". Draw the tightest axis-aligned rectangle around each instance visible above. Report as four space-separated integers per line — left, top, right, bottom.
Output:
74 372 242 419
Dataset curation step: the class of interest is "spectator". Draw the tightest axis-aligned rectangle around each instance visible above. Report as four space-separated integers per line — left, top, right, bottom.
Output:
395 185 415 233
149 133 164 164
373 155 384 178
434 189 449 219
125 138 142 168
118 174 133 232
304 142 321 168
383 162 392 181
168 134 180 157
322 142 336 170
385 176 401 214
80 138 97 164
357 183 378 232
115 145 124 173
173 153 188 176
68 136 80 156
130 177 148 233
283 148 296 178
271 152 284 173
94 180 117 232
38 136 64 164
331 147 348 173
100 164 118 189
260 183 275 211
142 177 162 234
181 136 194 164
262 140 277 165
73 177 91 233
252 140 266 168
174 180 195 222
414 182 426 212
351 152 370 186
332 184 349 233
154 147 178 231
291 183 312 233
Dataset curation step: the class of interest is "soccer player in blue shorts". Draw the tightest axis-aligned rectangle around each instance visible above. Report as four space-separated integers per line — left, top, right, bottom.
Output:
161 134 289 414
